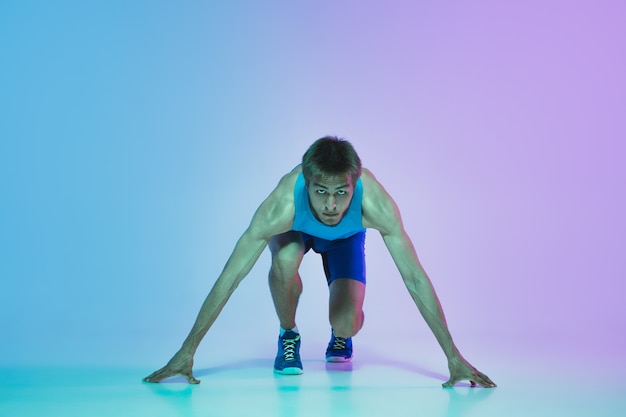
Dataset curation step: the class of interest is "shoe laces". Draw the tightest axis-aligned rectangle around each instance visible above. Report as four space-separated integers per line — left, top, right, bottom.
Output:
331 336 347 350
282 335 300 361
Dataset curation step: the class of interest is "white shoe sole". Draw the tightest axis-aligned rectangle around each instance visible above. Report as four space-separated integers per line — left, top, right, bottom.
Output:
325 356 352 363
274 367 304 375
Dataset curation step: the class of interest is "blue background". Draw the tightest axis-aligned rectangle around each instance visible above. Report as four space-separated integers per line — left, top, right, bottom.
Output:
1 1 624 369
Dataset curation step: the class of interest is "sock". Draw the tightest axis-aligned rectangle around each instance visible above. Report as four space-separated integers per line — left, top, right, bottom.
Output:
280 326 299 336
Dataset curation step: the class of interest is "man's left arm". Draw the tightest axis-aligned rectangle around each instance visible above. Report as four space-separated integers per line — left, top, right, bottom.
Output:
361 170 495 388
382 230 495 388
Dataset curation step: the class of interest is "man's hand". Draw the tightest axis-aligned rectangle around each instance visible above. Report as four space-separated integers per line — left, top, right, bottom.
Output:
143 351 200 384
443 356 496 388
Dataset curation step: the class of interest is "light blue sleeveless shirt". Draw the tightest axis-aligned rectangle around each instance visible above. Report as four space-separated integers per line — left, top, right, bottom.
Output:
292 173 365 241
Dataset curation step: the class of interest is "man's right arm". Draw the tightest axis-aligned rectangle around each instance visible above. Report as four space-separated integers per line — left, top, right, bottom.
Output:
142 227 269 383
143 170 298 383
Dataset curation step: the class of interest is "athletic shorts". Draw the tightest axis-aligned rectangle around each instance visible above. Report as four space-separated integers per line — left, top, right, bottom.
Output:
301 231 366 285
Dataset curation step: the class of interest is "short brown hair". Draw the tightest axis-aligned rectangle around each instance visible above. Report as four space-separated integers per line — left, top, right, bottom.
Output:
302 136 362 185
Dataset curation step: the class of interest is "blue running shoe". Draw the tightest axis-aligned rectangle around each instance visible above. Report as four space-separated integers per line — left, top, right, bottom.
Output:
325 331 353 362
274 330 303 375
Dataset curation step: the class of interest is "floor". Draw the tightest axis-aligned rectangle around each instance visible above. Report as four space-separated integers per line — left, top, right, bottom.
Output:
1 338 624 417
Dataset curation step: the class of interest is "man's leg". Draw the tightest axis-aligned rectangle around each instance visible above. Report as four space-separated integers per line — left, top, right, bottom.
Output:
269 231 306 374
328 278 366 338
320 231 367 362
326 278 365 362
268 231 305 329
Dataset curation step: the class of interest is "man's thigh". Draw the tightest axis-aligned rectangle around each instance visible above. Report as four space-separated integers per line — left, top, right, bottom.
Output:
317 231 366 284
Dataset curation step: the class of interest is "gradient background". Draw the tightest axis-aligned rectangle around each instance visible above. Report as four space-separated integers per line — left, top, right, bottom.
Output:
1 0 624 376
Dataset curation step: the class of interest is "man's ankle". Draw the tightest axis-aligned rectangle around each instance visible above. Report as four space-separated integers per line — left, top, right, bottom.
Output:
280 326 299 336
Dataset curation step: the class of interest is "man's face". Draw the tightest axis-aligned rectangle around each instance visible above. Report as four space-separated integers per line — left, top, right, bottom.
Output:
306 173 355 226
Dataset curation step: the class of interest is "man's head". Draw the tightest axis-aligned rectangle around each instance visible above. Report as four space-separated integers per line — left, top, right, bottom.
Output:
302 136 362 186
302 136 362 226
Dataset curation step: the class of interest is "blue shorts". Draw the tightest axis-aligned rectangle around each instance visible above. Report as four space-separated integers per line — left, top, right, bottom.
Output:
301 231 366 285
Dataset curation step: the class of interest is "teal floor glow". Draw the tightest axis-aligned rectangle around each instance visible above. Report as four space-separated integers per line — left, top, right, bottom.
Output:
1 347 624 417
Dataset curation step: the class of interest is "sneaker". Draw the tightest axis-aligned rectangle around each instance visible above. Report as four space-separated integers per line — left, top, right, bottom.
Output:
274 330 303 375
325 331 353 362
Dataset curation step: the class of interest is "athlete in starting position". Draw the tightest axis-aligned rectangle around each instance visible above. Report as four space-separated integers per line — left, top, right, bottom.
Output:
143 136 496 388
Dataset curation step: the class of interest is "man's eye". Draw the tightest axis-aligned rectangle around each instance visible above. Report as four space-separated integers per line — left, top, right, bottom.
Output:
316 189 326 194
337 190 346 195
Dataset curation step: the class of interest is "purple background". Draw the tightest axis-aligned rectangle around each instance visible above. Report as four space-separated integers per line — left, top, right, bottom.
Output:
1 0 624 368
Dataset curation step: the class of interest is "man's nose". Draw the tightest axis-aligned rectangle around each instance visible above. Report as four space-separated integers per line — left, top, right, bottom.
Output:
325 195 336 210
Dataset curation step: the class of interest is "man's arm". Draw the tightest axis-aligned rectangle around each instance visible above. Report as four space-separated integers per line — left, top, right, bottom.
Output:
143 171 297 383
361 169 496 388
142 229 269 383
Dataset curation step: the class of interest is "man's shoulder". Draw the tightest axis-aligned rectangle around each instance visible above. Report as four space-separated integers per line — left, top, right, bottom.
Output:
360 167 375 182
360 168 385 199
249 167 300 237
360 168 400 232
273 165 301 195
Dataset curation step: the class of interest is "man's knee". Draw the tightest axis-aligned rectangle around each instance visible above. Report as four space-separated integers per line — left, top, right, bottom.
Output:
269 232 304 281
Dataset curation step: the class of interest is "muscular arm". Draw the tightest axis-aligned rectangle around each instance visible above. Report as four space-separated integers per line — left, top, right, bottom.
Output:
175 226 271 359
361 169 495 388
382 229 460 360
143 170 297 383
361 171 459 358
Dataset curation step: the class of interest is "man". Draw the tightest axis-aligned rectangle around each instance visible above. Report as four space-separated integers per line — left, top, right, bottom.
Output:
143 136 496 388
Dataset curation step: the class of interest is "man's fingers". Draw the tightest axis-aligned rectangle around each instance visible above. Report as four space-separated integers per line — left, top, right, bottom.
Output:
442 370 497 388
469 370 496 388
142 367 177 383
475 373 497 388
183 372 201 384
442 377 459 388
143 368 165 383
142 365 200 384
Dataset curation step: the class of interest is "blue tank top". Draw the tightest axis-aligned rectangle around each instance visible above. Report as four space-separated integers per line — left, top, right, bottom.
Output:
292 173 365 241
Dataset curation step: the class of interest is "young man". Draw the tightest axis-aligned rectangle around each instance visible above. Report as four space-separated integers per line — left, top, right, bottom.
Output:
143 137 496 388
